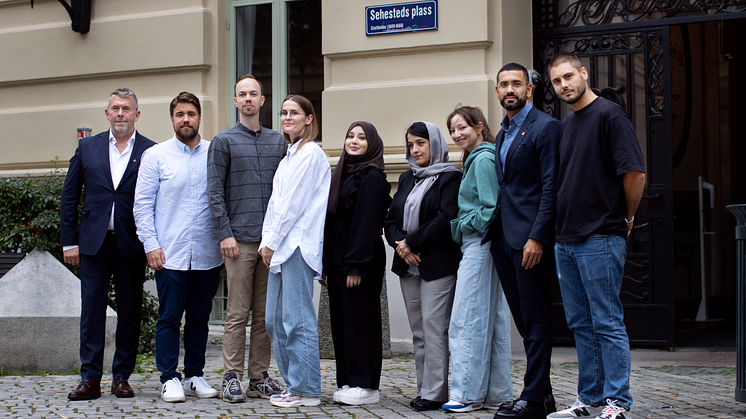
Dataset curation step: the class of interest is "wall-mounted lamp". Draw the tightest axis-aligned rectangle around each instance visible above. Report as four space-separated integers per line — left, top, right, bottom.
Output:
30 0 92 34
77 127 92 141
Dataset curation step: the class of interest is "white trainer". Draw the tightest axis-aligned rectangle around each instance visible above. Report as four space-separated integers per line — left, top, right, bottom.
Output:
270 390 321 407
595 399 629 419
332 385 350 402
183 376 219 398
161 377 186 403
442 399 483 412
334 386 380 405
548 396 603 418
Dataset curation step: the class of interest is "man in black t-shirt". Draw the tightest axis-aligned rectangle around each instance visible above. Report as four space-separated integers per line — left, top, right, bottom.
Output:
547 53 645 419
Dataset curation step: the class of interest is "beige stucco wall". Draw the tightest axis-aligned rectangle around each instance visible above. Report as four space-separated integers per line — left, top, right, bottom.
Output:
1 0 534 172
321 0 533 180
0 0 227 171
0 0 537 351
321 0 533 351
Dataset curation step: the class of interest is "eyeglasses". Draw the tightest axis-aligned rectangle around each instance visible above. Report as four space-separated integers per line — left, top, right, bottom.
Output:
279 110 306 119
497 81 525 89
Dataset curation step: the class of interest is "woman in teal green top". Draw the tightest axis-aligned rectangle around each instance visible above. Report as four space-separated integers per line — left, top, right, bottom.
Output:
442 106 513 413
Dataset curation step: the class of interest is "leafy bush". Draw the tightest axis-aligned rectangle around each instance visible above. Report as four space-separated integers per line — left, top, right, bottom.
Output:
0 161 157 354
0 167 65 259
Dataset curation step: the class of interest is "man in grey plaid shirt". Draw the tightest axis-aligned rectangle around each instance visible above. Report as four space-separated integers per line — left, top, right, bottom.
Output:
207 74 287 403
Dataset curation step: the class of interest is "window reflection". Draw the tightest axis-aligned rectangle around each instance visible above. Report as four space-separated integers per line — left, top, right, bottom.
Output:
237 4 273 128
288 0 323 142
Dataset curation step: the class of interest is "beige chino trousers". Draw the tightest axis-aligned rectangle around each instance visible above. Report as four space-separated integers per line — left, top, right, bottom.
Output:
222 241 271 380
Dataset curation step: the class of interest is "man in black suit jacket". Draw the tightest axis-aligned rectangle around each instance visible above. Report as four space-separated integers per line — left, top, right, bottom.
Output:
487 64 560 419
60 88 156 400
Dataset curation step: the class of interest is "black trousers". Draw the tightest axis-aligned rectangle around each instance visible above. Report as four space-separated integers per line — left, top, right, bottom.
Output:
490 231 554 402
79 232 145 381
326 263 383 390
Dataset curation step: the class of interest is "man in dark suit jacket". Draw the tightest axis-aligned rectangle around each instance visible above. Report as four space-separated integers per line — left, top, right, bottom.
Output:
60 88 156 401
486 63 560 419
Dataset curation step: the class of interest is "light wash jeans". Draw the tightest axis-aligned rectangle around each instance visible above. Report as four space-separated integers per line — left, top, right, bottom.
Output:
448 234 513 404
554 234 632 409
265 247 321 398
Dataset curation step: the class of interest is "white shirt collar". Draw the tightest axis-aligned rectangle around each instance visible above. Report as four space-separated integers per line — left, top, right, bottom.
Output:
108 128 137 147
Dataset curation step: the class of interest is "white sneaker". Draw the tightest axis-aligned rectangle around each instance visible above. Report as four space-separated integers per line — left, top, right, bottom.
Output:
270 390 321 407
332 385 350 402
548 396 603 418
483 400 511 410
183 376 218 398
595 399 629 419
442 400 483 412
334 386 379 405
161 377 186 403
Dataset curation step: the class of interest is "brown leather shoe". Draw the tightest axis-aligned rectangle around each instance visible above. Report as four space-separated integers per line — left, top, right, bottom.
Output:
111 377 135 398
68 378 101 400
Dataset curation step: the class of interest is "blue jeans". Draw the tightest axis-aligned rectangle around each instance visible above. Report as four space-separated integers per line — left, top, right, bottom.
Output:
265 247 321 397
554 234 632 409
154 267 221 383
449 234 512 404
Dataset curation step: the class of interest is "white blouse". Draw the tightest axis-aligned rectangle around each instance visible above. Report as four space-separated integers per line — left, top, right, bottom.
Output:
260 140 331 278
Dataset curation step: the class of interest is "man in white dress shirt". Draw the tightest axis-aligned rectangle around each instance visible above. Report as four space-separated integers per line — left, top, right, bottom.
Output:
134 92 222 403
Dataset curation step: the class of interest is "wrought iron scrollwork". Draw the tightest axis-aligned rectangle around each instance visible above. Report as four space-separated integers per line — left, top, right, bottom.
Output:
620 290 650 302
625 258 650 270
537 29 665 118
624 274 650 286
539 39 559 118
648 30 665 116
556 0 746 28
559 32 645 54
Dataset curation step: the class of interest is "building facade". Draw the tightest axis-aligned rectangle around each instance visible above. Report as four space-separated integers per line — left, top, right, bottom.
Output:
2 0 744 348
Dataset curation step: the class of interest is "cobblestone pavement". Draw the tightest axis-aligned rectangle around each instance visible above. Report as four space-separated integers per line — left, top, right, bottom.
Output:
1 343 741 418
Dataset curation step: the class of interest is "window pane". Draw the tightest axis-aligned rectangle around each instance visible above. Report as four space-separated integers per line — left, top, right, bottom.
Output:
287 0 323 142
237 4 273 128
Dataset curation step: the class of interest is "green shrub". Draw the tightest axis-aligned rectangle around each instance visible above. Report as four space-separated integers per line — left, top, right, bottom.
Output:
0 166 65 259
0 160 157 354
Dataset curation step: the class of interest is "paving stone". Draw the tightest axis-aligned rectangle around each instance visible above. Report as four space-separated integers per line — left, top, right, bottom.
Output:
0 343 741 418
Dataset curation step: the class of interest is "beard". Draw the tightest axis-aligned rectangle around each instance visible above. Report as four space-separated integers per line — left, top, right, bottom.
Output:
175 124 199 143
239 104 258 117
560 82 587 105
500 93 527 111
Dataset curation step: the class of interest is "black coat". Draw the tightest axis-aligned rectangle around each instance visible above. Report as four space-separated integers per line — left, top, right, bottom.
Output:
60 131 156 258
323 167 392 278
484 105 560 249
384 170 462 280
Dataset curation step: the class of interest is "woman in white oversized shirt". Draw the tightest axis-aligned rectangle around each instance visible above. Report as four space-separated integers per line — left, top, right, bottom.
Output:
259 94 330 408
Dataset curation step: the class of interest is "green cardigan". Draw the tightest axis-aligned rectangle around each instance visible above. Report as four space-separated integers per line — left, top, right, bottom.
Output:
450 142 499 244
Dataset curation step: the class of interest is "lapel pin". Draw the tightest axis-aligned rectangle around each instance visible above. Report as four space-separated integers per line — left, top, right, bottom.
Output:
522 132 525 136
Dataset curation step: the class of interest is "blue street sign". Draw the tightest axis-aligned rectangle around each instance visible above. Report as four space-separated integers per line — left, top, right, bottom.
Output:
366 1 438 36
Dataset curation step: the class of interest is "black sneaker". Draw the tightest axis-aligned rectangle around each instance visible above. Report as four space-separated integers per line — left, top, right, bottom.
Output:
221 372 245 403
247 372 284 399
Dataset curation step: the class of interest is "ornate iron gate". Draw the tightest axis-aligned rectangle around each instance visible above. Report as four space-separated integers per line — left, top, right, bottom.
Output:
532 0 746 347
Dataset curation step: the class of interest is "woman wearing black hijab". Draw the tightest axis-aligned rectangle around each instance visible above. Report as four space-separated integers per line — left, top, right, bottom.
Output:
323 121 392 405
